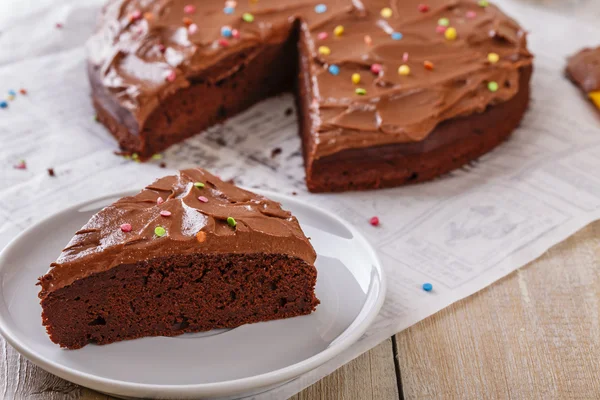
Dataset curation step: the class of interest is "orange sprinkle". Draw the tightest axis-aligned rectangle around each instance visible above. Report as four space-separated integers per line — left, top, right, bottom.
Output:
183 17 193 26
424 60 434 70
143 12 154 21
196 231 207 243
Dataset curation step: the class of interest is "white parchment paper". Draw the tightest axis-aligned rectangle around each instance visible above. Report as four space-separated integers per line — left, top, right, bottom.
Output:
1 0 600 398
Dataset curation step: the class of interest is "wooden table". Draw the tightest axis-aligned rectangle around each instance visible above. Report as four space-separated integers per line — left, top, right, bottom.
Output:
2 221 598 399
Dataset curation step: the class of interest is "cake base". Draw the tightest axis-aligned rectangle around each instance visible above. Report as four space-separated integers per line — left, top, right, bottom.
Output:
40 253 319 349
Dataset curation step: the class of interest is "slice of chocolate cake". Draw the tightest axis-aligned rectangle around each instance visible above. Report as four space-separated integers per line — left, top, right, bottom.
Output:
566 46 600 112
38 168 319 349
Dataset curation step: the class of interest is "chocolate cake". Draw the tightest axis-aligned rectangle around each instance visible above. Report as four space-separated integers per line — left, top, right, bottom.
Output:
88 0 533 192
38 168 319 349
566 46 600 112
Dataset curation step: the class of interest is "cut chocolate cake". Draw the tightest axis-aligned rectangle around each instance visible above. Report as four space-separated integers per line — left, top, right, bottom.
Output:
566 46 600 112
38 168 319 349
88 0 533 192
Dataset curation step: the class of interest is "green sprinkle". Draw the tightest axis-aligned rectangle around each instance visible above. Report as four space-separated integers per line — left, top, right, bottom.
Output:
478 0 489 7
227 217 237 228
93 114 99 122
488 81 499 92
132 153 139 160
242 13 254 22
194 182 205 188
154 226 166 237
438 17 450 27
152 154 163 160
124 155 131 160
355 88 366 96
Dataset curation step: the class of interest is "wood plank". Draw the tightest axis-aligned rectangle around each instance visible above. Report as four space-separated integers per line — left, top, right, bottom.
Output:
291 338 399 400
396 221 600 399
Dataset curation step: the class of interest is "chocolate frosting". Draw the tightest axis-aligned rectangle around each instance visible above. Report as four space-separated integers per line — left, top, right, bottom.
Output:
39 168 316 296
88 0 532 159
566 46 600 93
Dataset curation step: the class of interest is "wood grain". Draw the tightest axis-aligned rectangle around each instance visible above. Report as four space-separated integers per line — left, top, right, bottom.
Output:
395 221 600 399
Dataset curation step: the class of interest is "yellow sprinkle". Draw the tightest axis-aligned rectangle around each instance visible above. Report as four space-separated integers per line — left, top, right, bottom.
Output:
318 46 331 56
398 65 410 76
589 91 600 110
7 94 15 101
445 27 457 41
351 73 361 84
487 52 500 63
380 7 393 18
334 25 344 36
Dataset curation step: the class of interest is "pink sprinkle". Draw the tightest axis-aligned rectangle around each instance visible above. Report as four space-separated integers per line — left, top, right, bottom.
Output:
364 35 372 46
370 63 382 74
120 223 132 232
55 23 63 29
402 52 409 62
466 11 477 19
160 210 172 217
232 29 240 39
225 0 237 7
436 25 447 34
188 23 198 34
158 43 166 53
198 196 208 203
157 197 164 205
183 4 196 14
130 10 142 21
317 32 328 40
218 38 230 47
165 70 176 82
369 216 380 227
418 4 430 12
13 160 26 170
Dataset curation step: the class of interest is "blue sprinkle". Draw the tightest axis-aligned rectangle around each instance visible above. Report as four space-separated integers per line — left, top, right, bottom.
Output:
221 26 232 37
223 6 235 15
328 65 340 75
422 283 433 292
315 4 327 13
8 90 16 96
391 32 403 40
0 101 7 109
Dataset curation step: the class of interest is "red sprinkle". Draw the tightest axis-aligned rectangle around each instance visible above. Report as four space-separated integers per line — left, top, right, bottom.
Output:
160 210 172 217
424 60 434 70
13 161 26 170
198 196 208 203
183 4 196 14
232 29 240 39
418 4 430 12
120 223 132 232
157 197 164 205
369 216 380 226
317 32 328 40
218 38 230 47
158 43 166 53
129 10 142 22
436 25 447 34
55 23 63 29
19 89 27 95
165 70 176 82
370 63 382 74
466 11 477 19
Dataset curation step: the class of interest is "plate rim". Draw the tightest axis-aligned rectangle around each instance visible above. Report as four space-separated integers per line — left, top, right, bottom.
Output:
0 189 386 398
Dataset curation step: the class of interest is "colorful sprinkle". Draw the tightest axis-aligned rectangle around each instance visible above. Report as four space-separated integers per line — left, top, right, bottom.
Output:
242 13 254 22
478 0 489 7
132 153 140 160
436 25 447 34
183 17 193 26
158 43 166 52
19 89 27 95
160 210 172 217
488 81 499 92
183 4 196 14
55 23 63 29
333 25 344 36
198 196 209 203
422 282 433 292
351 73 361 84
218 38 230 47
194 182 205 188
232 29 240 38
487 52 500 63
364 35 373 45
221 25 233 37
466 10 477 19
328 64 340 75
144 12 154 21
13 160 26 169
369 216 379 226
315 4 327 13
317 32 328 40
355 88 366 95
8 90 16 96
196 231 207 243
402 52 409 62
129 10 142 22
418 4 430 12
589 91 600 109
154 226 166 237
224 6 235 14
398 65 410 76
152 154 163 160
7 95 14 101
318 46 331 56
438 17 450 27
227 216 237 227
380 7 392 18
444 27 457 40
120 223 132 232
157 197 164 205
165 70 176 82
0 101 7 109
225 1 237 7
391 32 403 40
371 63 382 74
188 23 198 34
424 60 434 70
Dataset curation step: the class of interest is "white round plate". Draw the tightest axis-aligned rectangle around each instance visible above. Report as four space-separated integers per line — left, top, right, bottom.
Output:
0 190 385 399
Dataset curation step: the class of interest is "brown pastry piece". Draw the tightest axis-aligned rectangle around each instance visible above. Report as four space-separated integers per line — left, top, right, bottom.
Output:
38 168 319 349
566 46 600 112
89 0 533 192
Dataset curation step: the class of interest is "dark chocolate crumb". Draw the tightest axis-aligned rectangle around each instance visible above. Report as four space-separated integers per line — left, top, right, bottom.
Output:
292 192 297 196
159 162 167 168
285 107 293 116
271 147 282 158
47 168 55 177
216 137 227 147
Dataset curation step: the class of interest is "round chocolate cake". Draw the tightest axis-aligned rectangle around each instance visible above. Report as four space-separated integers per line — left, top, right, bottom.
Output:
88 0 533 192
